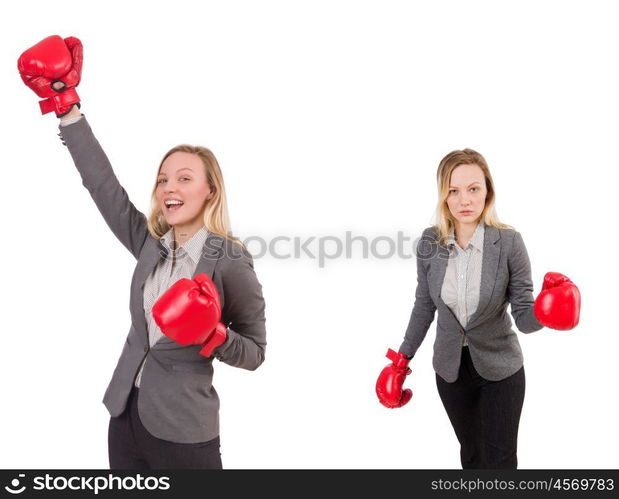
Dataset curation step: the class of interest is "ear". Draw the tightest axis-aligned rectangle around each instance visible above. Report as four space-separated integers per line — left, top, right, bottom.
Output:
207 183 216 200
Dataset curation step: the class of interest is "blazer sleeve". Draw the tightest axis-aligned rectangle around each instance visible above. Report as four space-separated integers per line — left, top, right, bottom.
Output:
399 228 438 358
58 115 150 259
213 247 267 370
507 231 544 334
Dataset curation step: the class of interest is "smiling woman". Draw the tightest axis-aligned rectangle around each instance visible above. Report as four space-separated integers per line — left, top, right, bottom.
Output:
56 112 267 469
18 34 267 471
148 146 236 248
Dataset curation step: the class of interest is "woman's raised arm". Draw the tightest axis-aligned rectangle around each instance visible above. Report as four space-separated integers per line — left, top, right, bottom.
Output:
58 112 150 259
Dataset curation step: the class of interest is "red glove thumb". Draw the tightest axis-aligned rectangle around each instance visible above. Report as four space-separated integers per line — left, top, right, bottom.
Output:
194 273 222 312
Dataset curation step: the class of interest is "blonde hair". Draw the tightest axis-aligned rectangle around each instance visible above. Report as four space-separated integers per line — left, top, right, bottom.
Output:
433 148 512 245
147 145 242 245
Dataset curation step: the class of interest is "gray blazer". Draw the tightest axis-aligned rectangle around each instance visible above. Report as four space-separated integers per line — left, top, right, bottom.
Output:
59 116 267 443
399 224 543 382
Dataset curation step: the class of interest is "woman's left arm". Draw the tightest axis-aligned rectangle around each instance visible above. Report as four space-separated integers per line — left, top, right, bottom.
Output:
507 231 544 334
213 247 267 370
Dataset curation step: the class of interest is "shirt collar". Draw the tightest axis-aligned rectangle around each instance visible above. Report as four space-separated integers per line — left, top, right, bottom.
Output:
448 222 485 251
160 226 209 263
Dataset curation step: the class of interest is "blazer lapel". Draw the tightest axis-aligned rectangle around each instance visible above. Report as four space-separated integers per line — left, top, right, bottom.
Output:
193 232 225 279
129 236 166 338
425 236 461 325
465 225 501 330
428 241 450 303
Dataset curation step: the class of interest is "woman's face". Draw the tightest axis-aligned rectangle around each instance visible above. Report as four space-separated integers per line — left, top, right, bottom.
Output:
155 152 213 228
446 163 487 226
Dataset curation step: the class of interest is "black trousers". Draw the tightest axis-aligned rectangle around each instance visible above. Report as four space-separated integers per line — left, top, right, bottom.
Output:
108 386 222 469
435 346 525 469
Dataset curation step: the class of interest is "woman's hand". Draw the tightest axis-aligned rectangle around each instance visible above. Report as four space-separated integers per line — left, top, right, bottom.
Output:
17 35 83 117
376 348 413 408
534 272 581 330
152 273 228 357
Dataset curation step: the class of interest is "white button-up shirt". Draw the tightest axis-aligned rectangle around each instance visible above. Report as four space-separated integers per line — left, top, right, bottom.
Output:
440 222 485 345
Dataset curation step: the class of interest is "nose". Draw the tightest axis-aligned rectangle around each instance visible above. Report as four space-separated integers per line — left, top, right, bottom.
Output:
163 181 177 193
460 192 472 206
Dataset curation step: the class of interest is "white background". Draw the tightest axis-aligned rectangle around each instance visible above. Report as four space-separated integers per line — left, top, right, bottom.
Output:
2 0 618 469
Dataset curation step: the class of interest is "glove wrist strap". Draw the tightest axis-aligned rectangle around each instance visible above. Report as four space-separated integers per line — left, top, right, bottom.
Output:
199 323 228 358
39 88 80 116
386 348 411 370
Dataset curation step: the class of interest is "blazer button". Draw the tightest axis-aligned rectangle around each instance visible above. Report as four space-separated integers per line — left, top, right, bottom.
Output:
144 346 148 353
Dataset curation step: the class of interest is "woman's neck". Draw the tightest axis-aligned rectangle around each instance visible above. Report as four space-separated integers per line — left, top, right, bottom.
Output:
454 220 479 248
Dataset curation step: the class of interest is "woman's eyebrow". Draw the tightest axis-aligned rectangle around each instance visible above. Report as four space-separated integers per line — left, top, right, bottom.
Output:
158 168 194 177
449 181 481 188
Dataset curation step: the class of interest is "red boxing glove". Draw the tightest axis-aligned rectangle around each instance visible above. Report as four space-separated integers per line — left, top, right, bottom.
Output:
152 273 227 358
18 35 83 117
534 271 581 330
376 348 412 409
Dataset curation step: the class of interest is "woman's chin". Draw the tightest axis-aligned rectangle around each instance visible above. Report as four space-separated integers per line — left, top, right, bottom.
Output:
164 214 196 227
163 214 183 226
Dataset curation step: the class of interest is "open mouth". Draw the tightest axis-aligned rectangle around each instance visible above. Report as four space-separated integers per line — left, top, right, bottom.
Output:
164 200 184 212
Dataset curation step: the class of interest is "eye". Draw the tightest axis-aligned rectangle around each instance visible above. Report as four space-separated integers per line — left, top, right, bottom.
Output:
449 189 457 194
157 178 167 184
179 177 191 182
470 187 478 192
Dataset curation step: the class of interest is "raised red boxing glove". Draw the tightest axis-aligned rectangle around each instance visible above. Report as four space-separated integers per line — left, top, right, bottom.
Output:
376 348 412 408
534 271 581 330
152 273 227 358
18 35 83 117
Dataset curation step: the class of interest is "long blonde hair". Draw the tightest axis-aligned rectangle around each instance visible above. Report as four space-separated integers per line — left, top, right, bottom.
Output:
147 144 241 244
433 148 512 245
